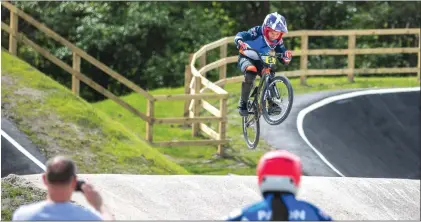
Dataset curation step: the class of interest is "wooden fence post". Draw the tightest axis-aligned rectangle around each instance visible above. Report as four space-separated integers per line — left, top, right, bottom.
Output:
348 34 356 82
184 65 192 118
200 52 207 78
9 9 18 55
146 99 154 142
72 52 81 96
191 76 201 137
218 98 227 156
184 54 194 117
300 34 308 85
219 43 227 89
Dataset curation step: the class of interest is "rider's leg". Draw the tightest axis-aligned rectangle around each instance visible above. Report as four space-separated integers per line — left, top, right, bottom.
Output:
241 69 257 102
238 57 258 116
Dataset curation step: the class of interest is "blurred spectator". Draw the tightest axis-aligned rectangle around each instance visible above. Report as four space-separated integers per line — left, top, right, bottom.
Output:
12 155 114 220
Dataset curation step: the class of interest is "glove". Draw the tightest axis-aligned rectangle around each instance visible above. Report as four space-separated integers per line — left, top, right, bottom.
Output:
282 50 292 64
237 40 250 51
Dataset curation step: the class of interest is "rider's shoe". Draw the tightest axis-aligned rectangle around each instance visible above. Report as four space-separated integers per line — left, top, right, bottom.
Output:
238 100 249 116
268 101 282 115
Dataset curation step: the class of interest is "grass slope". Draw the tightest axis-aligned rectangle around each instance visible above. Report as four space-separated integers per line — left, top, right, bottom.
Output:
94 73 419 175
1 50 189 175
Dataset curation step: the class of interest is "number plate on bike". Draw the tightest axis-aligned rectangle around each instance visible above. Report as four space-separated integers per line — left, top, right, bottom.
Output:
264 56 276 64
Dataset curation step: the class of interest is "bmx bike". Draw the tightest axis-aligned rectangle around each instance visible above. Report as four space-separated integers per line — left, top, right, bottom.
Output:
240 48 294 149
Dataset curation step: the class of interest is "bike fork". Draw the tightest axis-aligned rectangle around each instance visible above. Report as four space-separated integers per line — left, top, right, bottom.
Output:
267 77 281 100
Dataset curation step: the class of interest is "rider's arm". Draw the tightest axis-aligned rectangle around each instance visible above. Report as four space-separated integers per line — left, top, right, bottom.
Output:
234 26 262 47
275 40 287 57
275 41 291 65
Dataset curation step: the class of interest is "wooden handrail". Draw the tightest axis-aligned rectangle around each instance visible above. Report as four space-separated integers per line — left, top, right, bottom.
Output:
154 93 227 101
295 28 419 36
1 2 154 101
189 28 420 86
2 25 150 122
153 116 225 124
1 22 11 33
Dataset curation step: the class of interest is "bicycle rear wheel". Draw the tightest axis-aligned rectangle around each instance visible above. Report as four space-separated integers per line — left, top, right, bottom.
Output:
260 75 294 125
242 100 260 149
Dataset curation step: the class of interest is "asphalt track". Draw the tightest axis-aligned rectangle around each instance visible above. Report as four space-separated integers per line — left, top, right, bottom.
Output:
1 118 46 177
302 90 420 179
259 88 368 177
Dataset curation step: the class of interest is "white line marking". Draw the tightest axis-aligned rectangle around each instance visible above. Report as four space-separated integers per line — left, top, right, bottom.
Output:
296 87 420 177
1 129 46 171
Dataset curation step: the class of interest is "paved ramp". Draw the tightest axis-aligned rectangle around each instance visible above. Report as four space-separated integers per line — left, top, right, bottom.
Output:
260 89 366 177
1 118 47 177
301 88 420 179
22 174 420 220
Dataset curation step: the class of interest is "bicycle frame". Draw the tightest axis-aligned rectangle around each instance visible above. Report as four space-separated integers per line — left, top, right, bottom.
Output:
249 69 271 115
240 48 283 115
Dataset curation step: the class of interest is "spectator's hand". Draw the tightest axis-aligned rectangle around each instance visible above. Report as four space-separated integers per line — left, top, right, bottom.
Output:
81 182 103 211
81 182 115 220
282 50 292 64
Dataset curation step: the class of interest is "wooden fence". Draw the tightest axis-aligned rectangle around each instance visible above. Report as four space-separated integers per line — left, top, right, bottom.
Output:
1 2 228 154
188 28 420 93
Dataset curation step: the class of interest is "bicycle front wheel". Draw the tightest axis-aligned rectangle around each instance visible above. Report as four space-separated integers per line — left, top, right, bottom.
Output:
260 75 294 125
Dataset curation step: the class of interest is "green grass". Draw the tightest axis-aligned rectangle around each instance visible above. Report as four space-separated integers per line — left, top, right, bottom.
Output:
1 50 189 175
1 175 47 221
93 73 419 175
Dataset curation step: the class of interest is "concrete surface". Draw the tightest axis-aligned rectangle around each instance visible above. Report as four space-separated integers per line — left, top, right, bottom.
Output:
302 90 420 179
22 174 420 220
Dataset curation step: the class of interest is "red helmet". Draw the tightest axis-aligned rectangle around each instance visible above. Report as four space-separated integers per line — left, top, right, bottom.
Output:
256 150 302 195
262 12 288 48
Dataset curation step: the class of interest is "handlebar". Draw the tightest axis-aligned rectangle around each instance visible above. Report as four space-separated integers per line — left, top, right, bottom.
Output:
241 47 284 59
240 48 289 67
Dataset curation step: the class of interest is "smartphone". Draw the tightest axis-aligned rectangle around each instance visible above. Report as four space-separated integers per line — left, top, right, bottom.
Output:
75 180 85 192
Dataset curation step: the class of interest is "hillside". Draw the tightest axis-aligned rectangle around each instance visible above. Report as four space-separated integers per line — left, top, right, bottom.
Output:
1 50 189 175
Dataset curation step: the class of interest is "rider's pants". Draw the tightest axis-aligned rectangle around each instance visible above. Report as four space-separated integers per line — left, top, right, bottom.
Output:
238 56 263 103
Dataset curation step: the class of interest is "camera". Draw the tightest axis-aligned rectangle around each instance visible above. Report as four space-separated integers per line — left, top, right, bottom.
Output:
75 180 85 192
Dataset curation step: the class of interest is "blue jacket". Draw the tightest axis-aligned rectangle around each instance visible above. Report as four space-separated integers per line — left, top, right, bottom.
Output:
224 193 333 221
234 26 288 56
